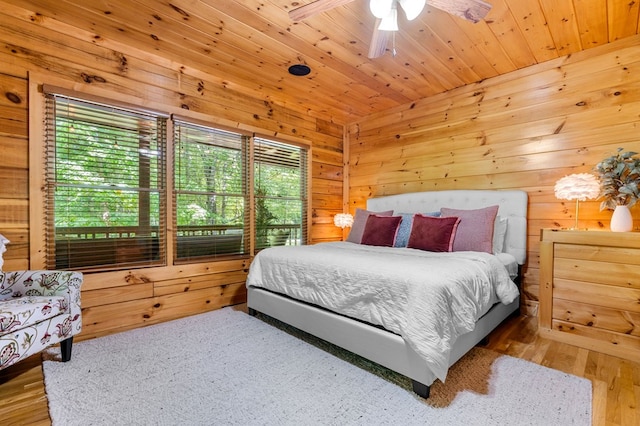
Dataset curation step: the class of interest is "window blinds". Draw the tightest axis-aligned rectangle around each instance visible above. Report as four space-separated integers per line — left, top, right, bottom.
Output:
44 93 167 270
254 137 308 251
173 120 249 260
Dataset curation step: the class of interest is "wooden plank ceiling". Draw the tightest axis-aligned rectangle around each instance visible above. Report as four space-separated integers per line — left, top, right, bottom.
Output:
6 0 640 124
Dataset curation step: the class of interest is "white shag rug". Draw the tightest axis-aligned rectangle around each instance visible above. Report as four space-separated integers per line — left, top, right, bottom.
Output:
43 307 591 426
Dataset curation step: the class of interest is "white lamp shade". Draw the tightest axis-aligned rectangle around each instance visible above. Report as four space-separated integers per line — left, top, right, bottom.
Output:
378 7 399 31
334 213 354 229
554 173 600 201
370 0 394 19
398 0 426 20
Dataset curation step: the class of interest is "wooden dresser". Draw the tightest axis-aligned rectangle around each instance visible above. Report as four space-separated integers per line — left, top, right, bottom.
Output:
539 229 640 361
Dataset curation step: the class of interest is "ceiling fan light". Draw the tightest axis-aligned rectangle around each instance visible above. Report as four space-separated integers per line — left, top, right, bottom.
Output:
398 0 426 21
370 0 394 19
377 8 399 31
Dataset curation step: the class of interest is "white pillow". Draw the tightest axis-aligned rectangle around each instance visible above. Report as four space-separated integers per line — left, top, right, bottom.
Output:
0 234 9 271
493 217 508 255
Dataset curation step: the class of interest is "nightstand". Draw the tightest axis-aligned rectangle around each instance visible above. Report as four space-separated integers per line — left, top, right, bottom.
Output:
539 228 640 361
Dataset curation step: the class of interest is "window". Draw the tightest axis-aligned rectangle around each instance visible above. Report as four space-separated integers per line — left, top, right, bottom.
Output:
174 121 249 260
42 90 308 271
254 137 308 251
44 93 167 270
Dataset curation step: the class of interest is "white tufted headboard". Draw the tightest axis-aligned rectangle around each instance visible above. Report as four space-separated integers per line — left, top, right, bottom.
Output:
367 190 528 265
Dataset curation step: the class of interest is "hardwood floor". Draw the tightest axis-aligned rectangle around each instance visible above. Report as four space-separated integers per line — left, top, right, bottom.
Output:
1 311 637 425
0 354 50 426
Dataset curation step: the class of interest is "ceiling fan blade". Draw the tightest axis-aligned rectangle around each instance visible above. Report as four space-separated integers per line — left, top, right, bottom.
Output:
289 0 357 21
428 0 492 23
368 22 391 59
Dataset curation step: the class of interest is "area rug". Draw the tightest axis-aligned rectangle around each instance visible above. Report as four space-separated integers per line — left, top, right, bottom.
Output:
42 307 591 425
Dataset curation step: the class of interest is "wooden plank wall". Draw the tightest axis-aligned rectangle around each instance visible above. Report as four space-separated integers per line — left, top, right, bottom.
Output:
347 35 640 315
0 4 343 339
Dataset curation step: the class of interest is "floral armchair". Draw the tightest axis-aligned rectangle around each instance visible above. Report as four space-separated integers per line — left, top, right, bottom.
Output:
0 270 83 370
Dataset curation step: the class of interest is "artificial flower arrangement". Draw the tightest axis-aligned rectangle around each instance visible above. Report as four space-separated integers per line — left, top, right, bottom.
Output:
594 148 640 210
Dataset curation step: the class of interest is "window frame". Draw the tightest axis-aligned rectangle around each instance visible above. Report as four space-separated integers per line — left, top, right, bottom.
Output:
173 118 251 262
42 89 169 271
253 135 310 252
29 81 312 271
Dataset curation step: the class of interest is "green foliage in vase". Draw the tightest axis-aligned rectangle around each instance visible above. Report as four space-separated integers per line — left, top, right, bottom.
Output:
595 148 640 210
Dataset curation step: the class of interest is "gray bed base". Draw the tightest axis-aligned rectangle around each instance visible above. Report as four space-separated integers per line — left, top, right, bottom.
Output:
247 190 528 398
248 286 519 398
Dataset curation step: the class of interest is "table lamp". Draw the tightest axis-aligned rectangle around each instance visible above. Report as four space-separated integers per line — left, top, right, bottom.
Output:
554 173 600 229
333 213 354 229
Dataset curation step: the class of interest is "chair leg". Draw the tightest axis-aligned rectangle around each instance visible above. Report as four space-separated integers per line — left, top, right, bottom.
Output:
60 337 74 362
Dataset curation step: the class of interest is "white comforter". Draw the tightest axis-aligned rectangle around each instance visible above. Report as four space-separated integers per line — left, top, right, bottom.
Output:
246 242 519 382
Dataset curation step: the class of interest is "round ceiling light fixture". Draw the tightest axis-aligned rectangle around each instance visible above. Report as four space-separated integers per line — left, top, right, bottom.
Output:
288 64 311 76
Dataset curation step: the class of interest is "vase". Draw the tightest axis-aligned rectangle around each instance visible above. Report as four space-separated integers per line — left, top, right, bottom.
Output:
610 205 633 232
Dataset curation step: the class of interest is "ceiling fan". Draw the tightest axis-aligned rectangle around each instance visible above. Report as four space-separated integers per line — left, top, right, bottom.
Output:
289 0 492 58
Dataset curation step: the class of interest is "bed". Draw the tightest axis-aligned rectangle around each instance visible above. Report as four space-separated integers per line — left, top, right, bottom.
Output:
246 189 528 398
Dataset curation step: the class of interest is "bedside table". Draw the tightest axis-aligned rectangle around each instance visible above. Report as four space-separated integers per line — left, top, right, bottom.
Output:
539 228 640 361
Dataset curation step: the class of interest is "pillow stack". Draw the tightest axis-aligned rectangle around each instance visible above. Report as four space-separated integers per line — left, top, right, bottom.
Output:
346 204 506 255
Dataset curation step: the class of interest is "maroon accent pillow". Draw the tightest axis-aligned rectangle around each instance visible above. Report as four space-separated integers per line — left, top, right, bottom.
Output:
440 205 499 253
346 208 394 243
407 215 461 252
361 215 403 247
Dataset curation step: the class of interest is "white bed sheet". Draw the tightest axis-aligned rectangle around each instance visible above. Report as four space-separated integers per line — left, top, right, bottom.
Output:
246 241 519 381
495 252 519 279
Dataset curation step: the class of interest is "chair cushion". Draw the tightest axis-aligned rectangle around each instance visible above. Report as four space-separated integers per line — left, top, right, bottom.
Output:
0 296 67 335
